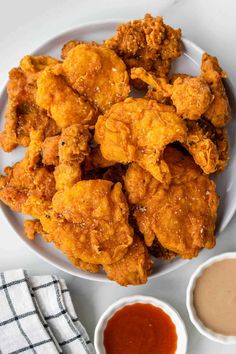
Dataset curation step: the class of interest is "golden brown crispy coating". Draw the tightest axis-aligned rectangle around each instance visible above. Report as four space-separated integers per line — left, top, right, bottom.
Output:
201 53 231 127
95 98 187 184
36 67 97 129
0 68 59 152
0 156 55 214
131 66 172 103
42 135 60 166
53 124 90 190
131 67 229 174
171 77 213 119
131 67 172 96
0 130 56 215
83 146 115 171
20 55 60 82
132 67 213 119
68 256 100 273
104 237 152 286
59 124 90 163
185 119 229 173
24 219 44 240
170 73 190 84
61 40 91 59
46 180 133 264
54 163 81 191
62 43 130 112
61 40 81 59
105 14 182 87
149 239 177 260
124 147 219 258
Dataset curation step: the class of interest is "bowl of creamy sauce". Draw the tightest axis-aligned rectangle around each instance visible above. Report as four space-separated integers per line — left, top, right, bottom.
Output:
186 252 236 344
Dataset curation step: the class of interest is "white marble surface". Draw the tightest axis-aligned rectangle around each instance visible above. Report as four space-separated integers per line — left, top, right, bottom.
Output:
0 1 236 353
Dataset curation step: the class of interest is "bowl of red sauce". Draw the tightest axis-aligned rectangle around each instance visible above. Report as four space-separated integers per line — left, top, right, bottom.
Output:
187 252 236 344
94 295 187 354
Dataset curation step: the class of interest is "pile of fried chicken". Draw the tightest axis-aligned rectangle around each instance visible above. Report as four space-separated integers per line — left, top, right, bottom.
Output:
0 14 231 286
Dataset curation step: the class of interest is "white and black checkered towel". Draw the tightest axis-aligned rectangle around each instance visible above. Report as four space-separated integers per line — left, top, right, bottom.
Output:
0 269 96 354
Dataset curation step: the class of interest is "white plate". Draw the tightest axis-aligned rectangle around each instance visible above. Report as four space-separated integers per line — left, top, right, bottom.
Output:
0 20 235 282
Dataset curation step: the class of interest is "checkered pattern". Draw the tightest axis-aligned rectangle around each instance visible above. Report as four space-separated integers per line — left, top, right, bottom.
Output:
0 270 95 354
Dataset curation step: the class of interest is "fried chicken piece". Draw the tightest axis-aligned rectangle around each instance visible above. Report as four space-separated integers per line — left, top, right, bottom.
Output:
131 67 213 119
185 119 229 173
62 43 130 112
171 76 213 119
24 219 44 240
36 67 97 129
54 162 81 190
84 146 115 170
20 55 60 82
104 237 152 286
201 53 231 127
124 147 219 258
53 124 90 190
68 256 100 273
169 73 191 84
132 67 228 173
59 124 90 163
105 14 182 88
95 98 187 184
131 67 172 96
42 135 60 166
0 68 60 152
61 40 88 59
149 239 177 260
131 67 172 103
0 140 56 213
44 180 134 264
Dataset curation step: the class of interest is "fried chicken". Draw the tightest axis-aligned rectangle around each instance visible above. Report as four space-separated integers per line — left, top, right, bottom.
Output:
201 53 231 127
54 124 90 190
0 16 230 285
149 239 177 260
95 98 187 184
20 55 60 82
104 237 152 286
43 180 134 264
105 14 182 88
42 135 60 166
132 67 213 119
124 147 219 258
185 119 229 173
171 76 213 119
62 43 130 112
0 68 59 152
36 67 97 129
24 219 44 240
0 132 56 213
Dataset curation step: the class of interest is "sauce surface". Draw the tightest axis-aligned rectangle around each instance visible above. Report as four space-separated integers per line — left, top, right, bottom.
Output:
103 303 177 354
193 259 236 335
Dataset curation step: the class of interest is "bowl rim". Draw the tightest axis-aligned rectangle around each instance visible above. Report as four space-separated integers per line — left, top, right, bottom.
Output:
186 252 236 344
94 295 188 354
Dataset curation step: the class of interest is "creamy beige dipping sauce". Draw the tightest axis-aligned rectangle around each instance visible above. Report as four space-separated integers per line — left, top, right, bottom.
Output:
193 259 236 336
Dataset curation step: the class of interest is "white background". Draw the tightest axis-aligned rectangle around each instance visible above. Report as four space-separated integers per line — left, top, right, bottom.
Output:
0 1 236 353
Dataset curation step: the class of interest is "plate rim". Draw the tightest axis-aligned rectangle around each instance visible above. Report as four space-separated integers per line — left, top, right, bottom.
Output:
0 19 234 283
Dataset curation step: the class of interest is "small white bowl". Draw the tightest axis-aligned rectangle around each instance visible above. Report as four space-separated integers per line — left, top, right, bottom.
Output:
94 295 188 354
186 252 236 344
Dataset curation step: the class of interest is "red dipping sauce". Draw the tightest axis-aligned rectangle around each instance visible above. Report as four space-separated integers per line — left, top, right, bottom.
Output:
103 303 177 354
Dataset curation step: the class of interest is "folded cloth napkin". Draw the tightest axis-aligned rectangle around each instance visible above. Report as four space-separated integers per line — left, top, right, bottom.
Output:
0 269 96 354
